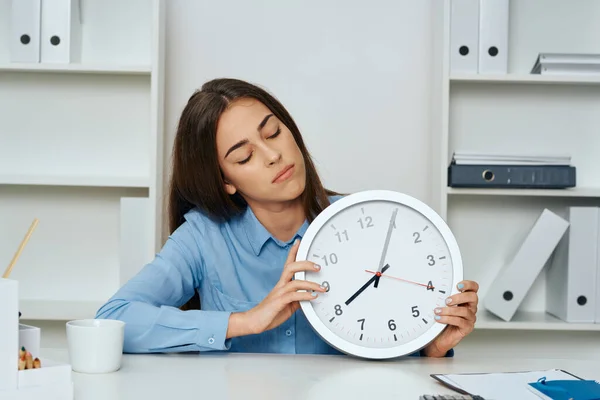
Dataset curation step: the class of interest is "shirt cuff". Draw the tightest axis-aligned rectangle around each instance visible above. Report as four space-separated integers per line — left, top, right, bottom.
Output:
187 309 233 351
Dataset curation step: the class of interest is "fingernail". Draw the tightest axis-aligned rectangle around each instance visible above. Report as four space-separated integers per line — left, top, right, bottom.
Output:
434 308 442 314
311 292 318 297
320 285 326 290
294 239 300 245
446 297 452 304
457 283 464 290
435 315 441 321
314 264 321 270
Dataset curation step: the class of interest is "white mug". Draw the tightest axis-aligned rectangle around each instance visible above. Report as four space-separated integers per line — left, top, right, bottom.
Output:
66 319 125 374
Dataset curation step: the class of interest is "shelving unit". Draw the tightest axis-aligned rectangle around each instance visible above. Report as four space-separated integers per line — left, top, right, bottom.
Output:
0 0 165 321
431 0 600 333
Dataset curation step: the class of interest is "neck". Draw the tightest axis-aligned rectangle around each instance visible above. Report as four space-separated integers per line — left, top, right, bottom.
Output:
248 198 305 242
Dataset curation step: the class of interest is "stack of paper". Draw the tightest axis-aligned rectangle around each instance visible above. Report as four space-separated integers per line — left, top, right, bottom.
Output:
431 368 585 400
531 53 600 76
451 151 571 166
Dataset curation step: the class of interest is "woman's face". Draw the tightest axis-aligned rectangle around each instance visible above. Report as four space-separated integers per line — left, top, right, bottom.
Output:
216 98 306 207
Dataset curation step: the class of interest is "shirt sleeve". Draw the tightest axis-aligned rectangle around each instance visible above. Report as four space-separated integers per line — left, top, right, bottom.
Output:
95 220 233 353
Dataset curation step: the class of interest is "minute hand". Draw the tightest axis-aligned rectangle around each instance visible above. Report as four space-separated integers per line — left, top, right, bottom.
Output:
374 208 398 288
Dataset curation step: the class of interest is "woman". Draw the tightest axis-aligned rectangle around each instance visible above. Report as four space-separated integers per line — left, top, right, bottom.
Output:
96 78 479 357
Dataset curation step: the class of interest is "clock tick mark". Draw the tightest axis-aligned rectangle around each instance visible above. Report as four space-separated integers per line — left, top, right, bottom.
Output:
393 334 398 341
329 317 335 322
312 253 320 258
439 290 446 294
422 318 428 324
361 207 365 214
423 226 429 231
439 256 446 260
330 224 336 230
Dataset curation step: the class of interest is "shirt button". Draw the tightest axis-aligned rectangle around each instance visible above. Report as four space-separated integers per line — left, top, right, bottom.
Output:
285 329 292 336
208 337 215 344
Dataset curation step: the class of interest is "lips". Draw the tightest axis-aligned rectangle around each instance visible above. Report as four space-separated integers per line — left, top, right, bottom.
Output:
272 164 295 183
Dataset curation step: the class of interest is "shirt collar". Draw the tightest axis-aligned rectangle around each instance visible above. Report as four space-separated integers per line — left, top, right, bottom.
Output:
241 206 309 255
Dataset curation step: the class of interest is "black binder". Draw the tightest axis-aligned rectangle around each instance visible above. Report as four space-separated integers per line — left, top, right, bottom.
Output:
448 164 576 188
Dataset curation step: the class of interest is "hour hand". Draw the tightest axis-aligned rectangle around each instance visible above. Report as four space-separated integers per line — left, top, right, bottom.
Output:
374 264 390 288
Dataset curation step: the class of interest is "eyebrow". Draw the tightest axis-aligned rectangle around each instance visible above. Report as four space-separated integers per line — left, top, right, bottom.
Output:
224 113 274 159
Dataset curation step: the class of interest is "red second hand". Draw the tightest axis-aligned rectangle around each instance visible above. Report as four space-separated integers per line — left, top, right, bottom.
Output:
364 269 433 289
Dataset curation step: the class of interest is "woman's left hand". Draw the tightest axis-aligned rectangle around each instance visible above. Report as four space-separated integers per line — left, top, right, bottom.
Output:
423 280 479 357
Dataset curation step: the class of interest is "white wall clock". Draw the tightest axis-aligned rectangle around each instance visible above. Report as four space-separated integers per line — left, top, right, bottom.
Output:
295 190 463 359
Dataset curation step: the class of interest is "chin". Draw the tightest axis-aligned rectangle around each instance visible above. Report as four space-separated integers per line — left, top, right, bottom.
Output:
275 177 305 202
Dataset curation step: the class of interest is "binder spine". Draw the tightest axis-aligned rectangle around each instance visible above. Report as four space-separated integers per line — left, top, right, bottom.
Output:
450 0 479 74
448 164 576 188
478 0 509 74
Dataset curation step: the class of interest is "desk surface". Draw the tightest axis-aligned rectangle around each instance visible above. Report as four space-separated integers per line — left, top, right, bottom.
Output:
41 348 600 400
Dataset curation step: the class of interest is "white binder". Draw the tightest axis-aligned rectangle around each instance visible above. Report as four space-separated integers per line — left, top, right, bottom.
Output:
40 0 81 63
478 0 509 74
9 0 41 63
484 209 569 321
546 207 598 323
450 0 479 74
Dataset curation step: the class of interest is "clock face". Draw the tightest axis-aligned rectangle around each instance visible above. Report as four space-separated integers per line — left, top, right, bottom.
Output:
295 190 462 359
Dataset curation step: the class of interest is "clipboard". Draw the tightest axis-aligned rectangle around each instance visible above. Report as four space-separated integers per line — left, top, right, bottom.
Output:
430 368 585 400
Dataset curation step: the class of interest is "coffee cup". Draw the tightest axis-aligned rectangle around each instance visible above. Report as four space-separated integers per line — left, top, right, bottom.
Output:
66 319 125 374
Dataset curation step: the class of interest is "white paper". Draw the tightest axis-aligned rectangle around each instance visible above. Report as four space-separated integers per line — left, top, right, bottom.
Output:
433 369 580 400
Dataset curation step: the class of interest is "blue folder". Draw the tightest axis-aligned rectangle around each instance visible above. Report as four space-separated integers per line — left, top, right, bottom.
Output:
529 376 600 400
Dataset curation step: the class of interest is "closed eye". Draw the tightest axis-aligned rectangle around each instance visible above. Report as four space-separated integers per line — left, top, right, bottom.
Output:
238 153 252 164
267 127 281 139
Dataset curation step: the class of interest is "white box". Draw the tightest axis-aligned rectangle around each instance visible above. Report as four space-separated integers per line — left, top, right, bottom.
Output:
450 0 479 74
484 209 570 321
0 279 73 400
9 0 41 63
18 325 41 361
478 0 509 74
0 279 19 391
120 197 154 285
40 0 81 63
546 207 598 323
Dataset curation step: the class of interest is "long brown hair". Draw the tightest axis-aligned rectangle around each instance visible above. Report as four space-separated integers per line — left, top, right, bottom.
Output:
169 78 339 310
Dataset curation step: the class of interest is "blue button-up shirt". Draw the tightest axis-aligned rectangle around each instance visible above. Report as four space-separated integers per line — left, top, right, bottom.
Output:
96 195 451 357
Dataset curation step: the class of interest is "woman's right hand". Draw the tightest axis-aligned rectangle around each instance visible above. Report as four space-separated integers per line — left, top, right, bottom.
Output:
227 239 326 338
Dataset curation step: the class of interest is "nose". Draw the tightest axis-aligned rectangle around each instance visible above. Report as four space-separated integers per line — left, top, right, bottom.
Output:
264 144 282 166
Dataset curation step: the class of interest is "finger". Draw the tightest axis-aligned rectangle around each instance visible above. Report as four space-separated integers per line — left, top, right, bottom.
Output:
283 280 327 294
279 260 321 283
290 301 300 314
457 280 479 293
434 306 476 322
434 315 473 333
444 292 478 307
285 239 301 265
280 291 319 306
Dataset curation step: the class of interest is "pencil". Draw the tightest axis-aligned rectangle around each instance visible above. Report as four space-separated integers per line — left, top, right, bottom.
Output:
25 351 33 369
3 218 39 279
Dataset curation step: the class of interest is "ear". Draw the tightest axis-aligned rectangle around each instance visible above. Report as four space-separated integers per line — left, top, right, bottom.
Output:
224 180 237 195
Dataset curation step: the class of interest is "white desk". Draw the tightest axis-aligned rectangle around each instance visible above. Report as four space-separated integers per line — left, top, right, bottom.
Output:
41 348 600 400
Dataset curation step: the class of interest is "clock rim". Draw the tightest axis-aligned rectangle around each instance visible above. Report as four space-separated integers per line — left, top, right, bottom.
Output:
295 189 463 359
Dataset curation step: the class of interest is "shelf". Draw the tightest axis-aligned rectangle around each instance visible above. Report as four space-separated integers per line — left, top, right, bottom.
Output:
0 63 151 75
475 310 600 331
446 187 600 198
0 174 150 188
19 300 105 321
450 73 600 85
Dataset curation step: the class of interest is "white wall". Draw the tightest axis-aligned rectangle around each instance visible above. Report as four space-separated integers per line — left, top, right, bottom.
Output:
163 0 435 213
